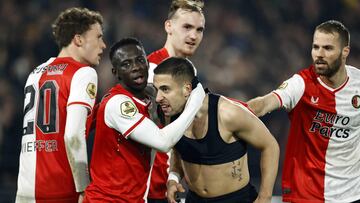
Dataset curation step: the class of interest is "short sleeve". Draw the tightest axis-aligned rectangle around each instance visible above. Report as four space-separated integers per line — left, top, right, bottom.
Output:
67 67 98 112
273 74 305 110
104 95 146 138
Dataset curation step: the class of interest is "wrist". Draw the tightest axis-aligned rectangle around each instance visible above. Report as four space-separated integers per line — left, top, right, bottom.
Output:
167 171 181 183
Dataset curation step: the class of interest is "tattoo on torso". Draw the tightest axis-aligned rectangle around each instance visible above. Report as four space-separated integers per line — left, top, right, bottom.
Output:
230 161 242 181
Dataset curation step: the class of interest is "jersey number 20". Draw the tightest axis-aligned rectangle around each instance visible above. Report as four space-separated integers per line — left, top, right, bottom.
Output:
23 80 58 135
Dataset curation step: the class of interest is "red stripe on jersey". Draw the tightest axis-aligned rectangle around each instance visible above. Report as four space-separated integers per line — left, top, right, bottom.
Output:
123 115 146 138
68 101 92 111
45 89 51 125
272 92 283 107
282 67 336 202
35 58 84 200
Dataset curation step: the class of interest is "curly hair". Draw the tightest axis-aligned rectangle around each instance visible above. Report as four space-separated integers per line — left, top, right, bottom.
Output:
52 7 103 49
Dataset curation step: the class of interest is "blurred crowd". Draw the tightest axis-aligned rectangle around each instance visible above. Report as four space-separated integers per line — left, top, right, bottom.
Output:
1 0 360 201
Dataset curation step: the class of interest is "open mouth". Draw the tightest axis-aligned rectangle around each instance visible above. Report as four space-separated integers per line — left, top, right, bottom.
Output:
185 41 196 46
159 104 170 113
133 75 145 84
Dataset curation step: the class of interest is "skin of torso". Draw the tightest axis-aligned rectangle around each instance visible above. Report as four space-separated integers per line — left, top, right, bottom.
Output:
181 96 250 197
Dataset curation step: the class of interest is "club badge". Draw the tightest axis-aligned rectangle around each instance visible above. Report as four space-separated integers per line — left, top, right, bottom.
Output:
120 101 137 117
351 95 360 109
277 82 288 90
86 83 97 99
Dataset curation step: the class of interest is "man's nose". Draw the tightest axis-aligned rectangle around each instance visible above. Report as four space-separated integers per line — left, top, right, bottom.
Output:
189 30 197 40
155 92 163 103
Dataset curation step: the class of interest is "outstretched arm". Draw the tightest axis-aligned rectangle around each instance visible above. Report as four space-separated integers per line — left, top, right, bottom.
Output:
247 93 280 117
221 98 279 202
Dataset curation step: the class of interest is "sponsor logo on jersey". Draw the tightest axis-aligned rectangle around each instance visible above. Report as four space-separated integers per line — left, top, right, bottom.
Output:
311 96 319 104
309 110 351 139
352 95 360 109
120 101 137 118
87 83 97 99
277 82 288 89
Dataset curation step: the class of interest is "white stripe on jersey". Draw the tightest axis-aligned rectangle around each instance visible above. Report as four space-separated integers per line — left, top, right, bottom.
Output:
324 65 360 202
16 57 55 200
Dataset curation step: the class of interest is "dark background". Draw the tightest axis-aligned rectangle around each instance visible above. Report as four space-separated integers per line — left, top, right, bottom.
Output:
1 0 360 202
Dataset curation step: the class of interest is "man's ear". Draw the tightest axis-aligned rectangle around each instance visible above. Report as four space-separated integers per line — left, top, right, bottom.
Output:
342 46 350 59
112 68 116 75
183 82 192 98
73 34 83 47
165 20 172 35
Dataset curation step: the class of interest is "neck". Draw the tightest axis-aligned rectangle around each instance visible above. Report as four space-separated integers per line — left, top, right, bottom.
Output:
119 82 146 100
194 94 208 120
58 45 82 63
319 65 347 89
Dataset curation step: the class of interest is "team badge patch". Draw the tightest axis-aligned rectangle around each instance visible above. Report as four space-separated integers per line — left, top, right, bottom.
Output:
277 82 288 90
351 95 360 109
86 83 97 99
120 101 137 118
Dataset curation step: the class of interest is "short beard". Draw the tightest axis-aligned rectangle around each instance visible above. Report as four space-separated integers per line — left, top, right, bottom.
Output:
314 53 342 77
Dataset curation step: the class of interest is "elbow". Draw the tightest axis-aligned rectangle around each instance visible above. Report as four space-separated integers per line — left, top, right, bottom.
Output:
153 138 173 152
269 139 280 159
262 138 280 158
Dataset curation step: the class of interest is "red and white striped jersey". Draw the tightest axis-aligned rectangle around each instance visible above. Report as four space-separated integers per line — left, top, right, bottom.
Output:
147 48 171 199
16 57 97 202
273 65 360 203
84 84 152 203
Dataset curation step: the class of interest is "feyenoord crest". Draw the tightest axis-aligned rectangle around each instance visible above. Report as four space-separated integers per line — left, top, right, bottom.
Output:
351 95 360 109
120 101 137 117
86 83 97 99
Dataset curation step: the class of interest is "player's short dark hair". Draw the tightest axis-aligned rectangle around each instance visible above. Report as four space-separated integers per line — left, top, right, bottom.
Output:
315 20 350 47
154 57 195 83
109 37 145 68
52 7 103 49
168 0 204 19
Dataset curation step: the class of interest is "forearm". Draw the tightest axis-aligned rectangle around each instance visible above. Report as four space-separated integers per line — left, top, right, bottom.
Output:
130 84 205 152
247 93 279 117
64 105 90 192
168 149 184 187
258 140 280 199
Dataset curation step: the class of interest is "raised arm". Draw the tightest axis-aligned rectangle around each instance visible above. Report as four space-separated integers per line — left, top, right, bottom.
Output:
221 98 279 202
247 93 280 117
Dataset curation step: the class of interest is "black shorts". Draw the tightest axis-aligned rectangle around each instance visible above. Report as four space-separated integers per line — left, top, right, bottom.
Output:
185 183 258 203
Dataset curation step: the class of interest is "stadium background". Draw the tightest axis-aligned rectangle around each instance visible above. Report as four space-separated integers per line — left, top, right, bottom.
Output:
1 0 360 202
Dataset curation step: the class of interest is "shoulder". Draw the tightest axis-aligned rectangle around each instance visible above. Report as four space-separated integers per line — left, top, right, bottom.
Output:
346 65 360 76
297 65 318 82
147 48 169 64
218 96 252 124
